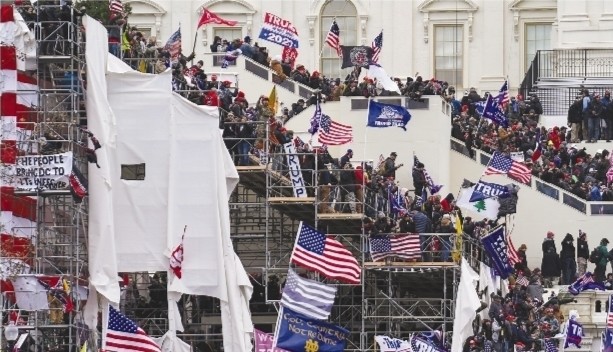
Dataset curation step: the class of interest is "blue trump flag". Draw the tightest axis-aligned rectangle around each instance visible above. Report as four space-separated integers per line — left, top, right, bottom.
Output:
275 307 350 352
603 329 613 352
564 318 583 348
367 100 411 131
567 272 605 295
469 180 511 202
480 226 513 279
481 94 509 128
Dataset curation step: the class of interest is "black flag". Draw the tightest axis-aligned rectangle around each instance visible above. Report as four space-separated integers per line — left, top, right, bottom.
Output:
340 45 373 69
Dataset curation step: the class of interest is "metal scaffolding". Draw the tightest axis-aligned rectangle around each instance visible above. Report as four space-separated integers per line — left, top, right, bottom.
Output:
1 3 88 352
2 5 469 351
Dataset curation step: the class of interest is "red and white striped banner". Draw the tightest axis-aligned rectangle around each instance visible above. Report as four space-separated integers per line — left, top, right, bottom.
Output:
0 4 37 285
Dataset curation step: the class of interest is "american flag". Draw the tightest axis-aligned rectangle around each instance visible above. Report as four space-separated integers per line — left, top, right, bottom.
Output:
318 114 353 146
484 151 532 184
106 305 161 352
371 31 383 64
515 273 529 287
325 20 341 56
280 269 337 320
607 295 613 331
508 235 520 267
498 80 509 106
164 28 182 63
290 222 361 284
543 338 558 352
369 234 420 262
109 0 123 14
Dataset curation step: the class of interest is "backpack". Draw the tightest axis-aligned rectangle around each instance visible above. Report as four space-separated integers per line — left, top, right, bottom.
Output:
589 248 602 264
377 159 388 176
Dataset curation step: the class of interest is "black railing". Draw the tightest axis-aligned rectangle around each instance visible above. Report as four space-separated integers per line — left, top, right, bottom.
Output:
519 54 538 99
520 49 613 98
539 86 613 115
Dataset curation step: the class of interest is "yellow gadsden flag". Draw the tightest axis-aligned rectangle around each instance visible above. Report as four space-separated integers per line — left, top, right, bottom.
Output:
268 86 278 115
451 214 463 263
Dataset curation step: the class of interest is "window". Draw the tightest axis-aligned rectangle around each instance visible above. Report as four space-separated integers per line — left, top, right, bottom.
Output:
121 164 146 180
320 0 357 79
434 25 463 87
213 28 243 66
214 28 243 44
525 23 551 71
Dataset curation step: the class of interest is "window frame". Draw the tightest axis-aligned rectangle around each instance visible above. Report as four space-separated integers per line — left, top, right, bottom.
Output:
523 22 552 72
433 24 464 88
319 0 358 79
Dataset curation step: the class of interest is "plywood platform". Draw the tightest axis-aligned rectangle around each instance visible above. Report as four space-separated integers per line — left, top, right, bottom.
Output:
317 213 363 220
363 261 458 269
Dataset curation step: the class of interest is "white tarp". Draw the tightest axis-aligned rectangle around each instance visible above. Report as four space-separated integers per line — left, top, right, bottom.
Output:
84 15 253 351
83 16 121 316
451 258 481 352
106 70 172 272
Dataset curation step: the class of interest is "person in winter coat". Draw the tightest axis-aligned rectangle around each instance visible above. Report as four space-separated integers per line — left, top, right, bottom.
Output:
440 193 455 213
576 231 589 276
269 55 286 81
412 162 427 196
541 231 561 287
594 238 610 282
567 96 583 142
559 233 577 285
383 152 404 179
517 244 528 271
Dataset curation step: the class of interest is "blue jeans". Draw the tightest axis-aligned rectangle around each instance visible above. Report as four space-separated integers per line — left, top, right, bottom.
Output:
439 235 451 261
588 117 600 141
109 43 120 58
237 140 251 166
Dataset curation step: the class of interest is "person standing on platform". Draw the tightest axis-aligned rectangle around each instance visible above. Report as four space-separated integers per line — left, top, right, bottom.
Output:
541 231 561 288
576 231 589 276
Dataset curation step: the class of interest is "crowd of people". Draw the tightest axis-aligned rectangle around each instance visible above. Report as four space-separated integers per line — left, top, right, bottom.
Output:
448 89 613 201
460 229 613 352
98 13 613 352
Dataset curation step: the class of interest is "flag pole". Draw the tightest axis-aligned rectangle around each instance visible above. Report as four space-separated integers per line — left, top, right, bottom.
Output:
191 29 199 65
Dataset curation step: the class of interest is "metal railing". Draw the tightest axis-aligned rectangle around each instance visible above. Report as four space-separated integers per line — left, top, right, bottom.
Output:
520 49 613 98
450 137 613 215
242 56 317 99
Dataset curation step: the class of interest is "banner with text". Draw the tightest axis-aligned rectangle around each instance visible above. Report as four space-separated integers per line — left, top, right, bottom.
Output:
2 152 73 190
374 335 411 352
258 13 300 48
283 142 307 198
254 329 288 352
274 307 350 352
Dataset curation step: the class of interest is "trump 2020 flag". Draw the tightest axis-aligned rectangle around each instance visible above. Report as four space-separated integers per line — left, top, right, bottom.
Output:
564 318 583 348
480 226 513 279
567 272 605 295
456 182 500 220
374 335 411 352
410 335 448 352
340 45 373 68
469 180 511 202
367 100 411 130
482 93 509 128
274 307 350 352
